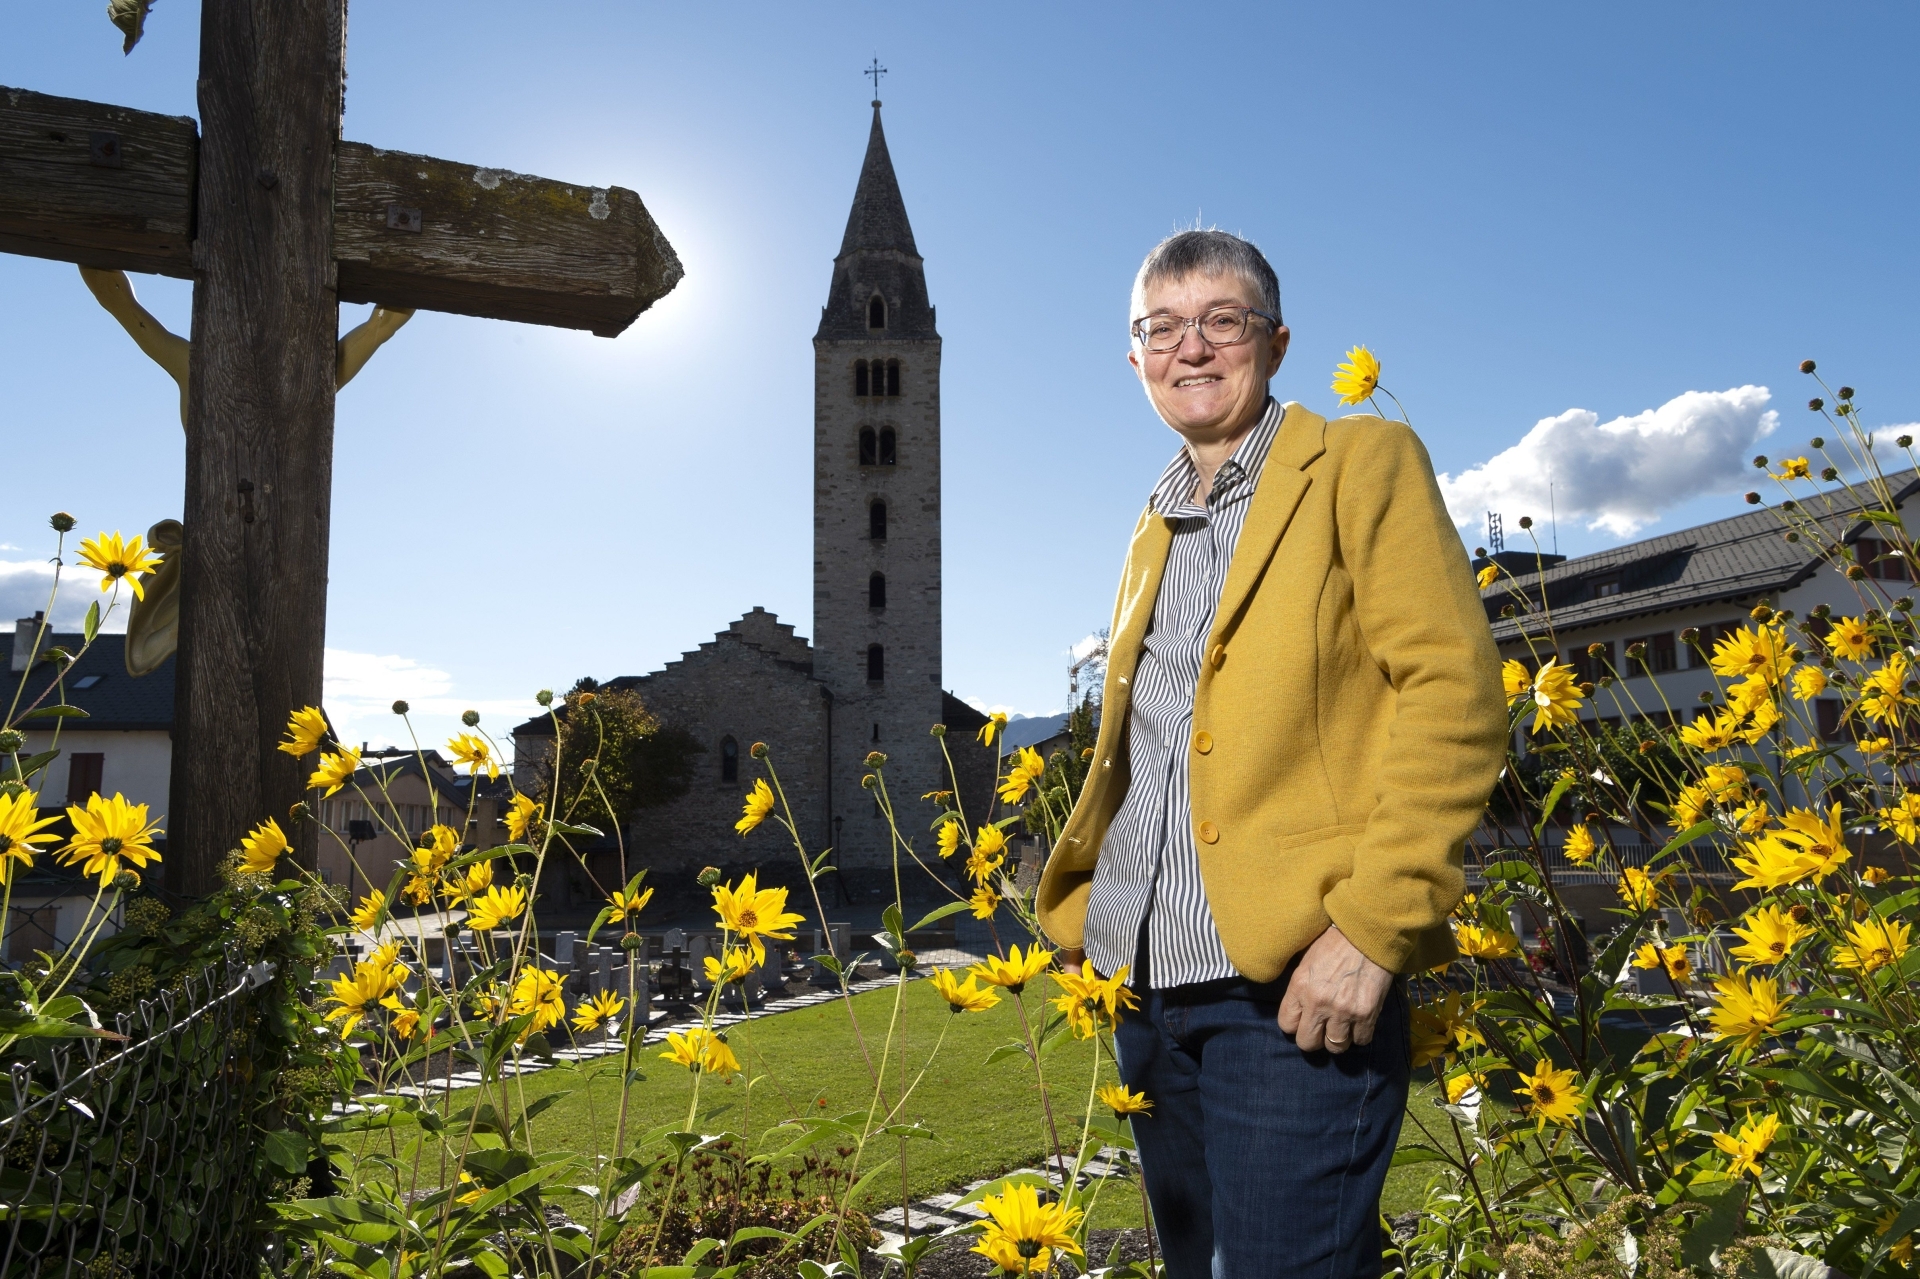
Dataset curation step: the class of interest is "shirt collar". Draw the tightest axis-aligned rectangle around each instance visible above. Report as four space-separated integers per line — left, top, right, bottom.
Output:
1147 398 1287 516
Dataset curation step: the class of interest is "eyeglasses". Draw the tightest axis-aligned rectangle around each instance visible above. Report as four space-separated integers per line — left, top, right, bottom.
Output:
1129 306 1279 353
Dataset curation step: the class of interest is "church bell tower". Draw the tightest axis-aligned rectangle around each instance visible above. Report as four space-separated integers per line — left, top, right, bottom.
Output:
813 100 942 869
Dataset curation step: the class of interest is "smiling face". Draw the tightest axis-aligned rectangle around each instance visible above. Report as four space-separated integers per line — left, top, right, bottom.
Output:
1129 270 1290 450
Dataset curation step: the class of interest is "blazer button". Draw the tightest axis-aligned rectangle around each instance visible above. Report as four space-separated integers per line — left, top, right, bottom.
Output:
1209 644 1227 669
1197 820 1219 844
1193 730 1213 754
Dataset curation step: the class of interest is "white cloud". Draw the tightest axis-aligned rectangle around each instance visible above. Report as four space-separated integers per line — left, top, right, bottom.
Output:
1437 386 1780 539
322 647 539 759
0 560 129 633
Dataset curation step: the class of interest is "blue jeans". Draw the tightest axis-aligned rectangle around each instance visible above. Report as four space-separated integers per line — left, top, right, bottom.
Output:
1113 953 1410 1279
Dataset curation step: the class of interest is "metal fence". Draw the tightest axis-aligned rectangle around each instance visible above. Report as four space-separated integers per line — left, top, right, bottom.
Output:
1 955 274 1278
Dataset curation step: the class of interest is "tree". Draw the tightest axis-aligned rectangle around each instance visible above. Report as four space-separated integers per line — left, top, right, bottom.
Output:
539 679 703 830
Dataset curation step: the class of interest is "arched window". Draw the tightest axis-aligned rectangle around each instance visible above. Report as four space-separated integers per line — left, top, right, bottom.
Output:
854 360 870 397
859 427 878 465
869 572 886 608
720 735 739 783
878 427 896 466
885 358 900 396
869 500 887 540
867 644 884 682
868 296 886 329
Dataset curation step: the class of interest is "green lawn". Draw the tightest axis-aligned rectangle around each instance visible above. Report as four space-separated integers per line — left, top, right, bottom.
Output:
338 982 1452 1224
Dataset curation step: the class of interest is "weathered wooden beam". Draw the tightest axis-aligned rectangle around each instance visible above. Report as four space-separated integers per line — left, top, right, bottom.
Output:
332 143 682 337
0 86 197 278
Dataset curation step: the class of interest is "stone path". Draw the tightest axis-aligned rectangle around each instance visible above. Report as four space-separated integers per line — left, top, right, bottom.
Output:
869 1149 1138 1242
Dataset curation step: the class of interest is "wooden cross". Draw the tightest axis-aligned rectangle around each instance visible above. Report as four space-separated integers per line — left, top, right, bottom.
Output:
0 3 681 894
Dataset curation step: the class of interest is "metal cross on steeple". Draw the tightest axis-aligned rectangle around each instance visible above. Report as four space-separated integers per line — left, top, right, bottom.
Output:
865 57 888 100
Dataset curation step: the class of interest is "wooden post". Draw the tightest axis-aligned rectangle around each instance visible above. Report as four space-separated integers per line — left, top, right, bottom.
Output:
169 0 346 892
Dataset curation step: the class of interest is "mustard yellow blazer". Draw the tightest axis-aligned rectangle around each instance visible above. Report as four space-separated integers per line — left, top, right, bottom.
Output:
1036 404 1507 979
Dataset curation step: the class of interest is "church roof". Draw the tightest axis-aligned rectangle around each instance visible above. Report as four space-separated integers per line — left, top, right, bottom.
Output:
816 103 938 342
837 104 918 258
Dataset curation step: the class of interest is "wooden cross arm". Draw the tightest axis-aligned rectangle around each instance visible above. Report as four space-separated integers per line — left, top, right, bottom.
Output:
1 86 683 337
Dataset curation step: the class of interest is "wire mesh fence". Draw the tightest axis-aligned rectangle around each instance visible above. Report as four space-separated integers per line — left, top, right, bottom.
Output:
1 954 275 1278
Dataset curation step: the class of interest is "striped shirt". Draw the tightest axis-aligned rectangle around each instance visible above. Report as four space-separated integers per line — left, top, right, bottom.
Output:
1083 398 1286 989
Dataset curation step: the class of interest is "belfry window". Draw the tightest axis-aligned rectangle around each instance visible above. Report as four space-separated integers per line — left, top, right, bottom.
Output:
878 427 896 465
855 360 870 396
870 500 887 540
868 296 886 329
869 572 886 608
867 644 885 682
859 427 878 465
720 735 739 783
885 358 900 396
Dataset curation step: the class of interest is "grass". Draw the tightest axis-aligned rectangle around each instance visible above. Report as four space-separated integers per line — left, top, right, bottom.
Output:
337 980 1457 1228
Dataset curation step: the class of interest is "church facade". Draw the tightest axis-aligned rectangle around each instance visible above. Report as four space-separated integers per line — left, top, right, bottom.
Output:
514 103 991 874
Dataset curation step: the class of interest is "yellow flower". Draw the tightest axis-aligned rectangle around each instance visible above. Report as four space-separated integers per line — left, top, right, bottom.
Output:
505 793 543 842
75 531 161 599
1680 709 1741 752
1832 915 1911 973
324 958 403 1038
1863 865 1892 885
238 817 288 874
997 746 1047 804
1096 1083 1152 1118
1790 666 1828 701
1772 803 1850 879
735 777 776 835
1825 615 1873 661
1525 659 1585 734
969 885 1001 919
1453 923 1521 960
1710 624 1794 686
1050 965 1137 1039
1330 345 1381 406
380 993 423 1041
278 706 330 758
307 747 360 797
969 825 1009 882
58 792 163 887
508 966 567 1034
930 967 1001 1013
571 989 625 1033
1514 1060 1587 1131
659 1027 741 1075
607 885 654 923
970 943 1054 993
348 890 387 931
445 732 499 780
705 946 757 985
1476 564 1500 590
1617 866 1669 911
1878 1211 1918 1267
971 1183 1084 1274
1860 736 1894 757
1562 823 1599 866
1631 942 1691 984
402 873 435 906
977 711 1008 749
1710 972 1790 1051
1501 658 1533 700
1445 1072 1487 1106
0 790 60 886
413 824 458 874
1881 792 1920 844
936 818 962 858
1703 763 1748 801
711 872 806 965
1730 836 1820 892
1740 697 1782 744
466 885 527 931
1770 457 1812 480
1669 782 1713 831
1858 651 1915 723
1729 904 1812 968
1410 992 1484 1068
1712 1112 1780 1177
369 939 407 975
455 1172 486 1206
446 860 494 904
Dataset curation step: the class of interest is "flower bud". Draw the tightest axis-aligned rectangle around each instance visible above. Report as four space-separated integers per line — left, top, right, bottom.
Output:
1473 547 1486 558
1680 627 1700 644
1800 359 1816 373
1903 436 1916 449
582 757 598 773
1866 609 1884 623
1847 565 1868 581
1080 748 1094 761
1598 674 1614 688
1587 642 1606 657
1626 642 1647 660
864 751 888 768
0 729 23 754
1808 398 1824 412
929 723 947 737
113 869 141 891
1745 492 1761 505
462 710 480 727
576 691 596 706
1697 690 1716 705
536 689 554 707
1637 740 1656 755
621 932 644 951
49 512 75 533
1810 436 1825 448
1896 598 1914 613
1750 604 1773 622
1821 467 1838 481
1812 605 1832 622
895 949 917 970
392 700 409 715
1517 516 1533 529
1500 604 1516 618
1788 903 1811 924
288 801 313 823
513 872 534 889
1839 386 1854 400
697 866 722 887
1753 455 1769 469
1780 500 1797 511
750 741 769 758
1578 681 1595 697
1785 531 1800 542
860 773 878 790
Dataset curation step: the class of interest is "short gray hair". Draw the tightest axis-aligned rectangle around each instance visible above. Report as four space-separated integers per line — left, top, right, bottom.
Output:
1130 229 1282 324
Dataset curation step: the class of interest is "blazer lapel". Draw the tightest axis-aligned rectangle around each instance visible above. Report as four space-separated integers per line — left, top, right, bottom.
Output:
1213 403 1327 636
1108 505 1175 691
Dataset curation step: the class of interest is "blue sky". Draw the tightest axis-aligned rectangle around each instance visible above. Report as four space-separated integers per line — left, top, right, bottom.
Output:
5 4 1917 754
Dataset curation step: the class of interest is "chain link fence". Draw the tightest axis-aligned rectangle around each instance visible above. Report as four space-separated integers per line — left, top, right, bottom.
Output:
1 954 275 1278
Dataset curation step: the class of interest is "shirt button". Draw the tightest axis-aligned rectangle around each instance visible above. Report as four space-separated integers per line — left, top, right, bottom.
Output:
1193 730 1213 754
1197 820 1220 844
1209 644 1227 669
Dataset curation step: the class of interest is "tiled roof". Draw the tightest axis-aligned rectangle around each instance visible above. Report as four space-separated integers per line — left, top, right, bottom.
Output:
1484 470 1920 643
0 631 174 731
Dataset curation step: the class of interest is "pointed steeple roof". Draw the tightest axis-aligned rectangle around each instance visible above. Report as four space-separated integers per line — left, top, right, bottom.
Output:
837 102 919 257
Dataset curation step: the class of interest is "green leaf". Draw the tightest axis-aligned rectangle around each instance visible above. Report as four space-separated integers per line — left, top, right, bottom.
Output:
262 1129 313 1174
20 704 88 720
1653 821 1717 863
1 749 59 785
0 1008 122 1040
907 900 970 934
82 600 100 643
1533 773 1575 839
881 902 904 942
550 821 604 838
1481 859 1543 888
1390 1144 1452 1167
984 1042 1031 1067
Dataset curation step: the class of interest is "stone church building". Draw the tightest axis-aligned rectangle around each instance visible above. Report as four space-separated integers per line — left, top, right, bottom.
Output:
514 102 992 874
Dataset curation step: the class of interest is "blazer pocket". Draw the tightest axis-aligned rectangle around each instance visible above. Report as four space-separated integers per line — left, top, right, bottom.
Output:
1271 822 1368 852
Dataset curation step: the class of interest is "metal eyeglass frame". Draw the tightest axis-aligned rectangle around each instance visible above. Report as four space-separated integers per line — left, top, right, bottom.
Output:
1130 305 1281 353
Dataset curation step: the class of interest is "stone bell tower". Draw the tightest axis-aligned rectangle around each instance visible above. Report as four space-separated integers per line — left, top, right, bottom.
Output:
813 100 943 869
